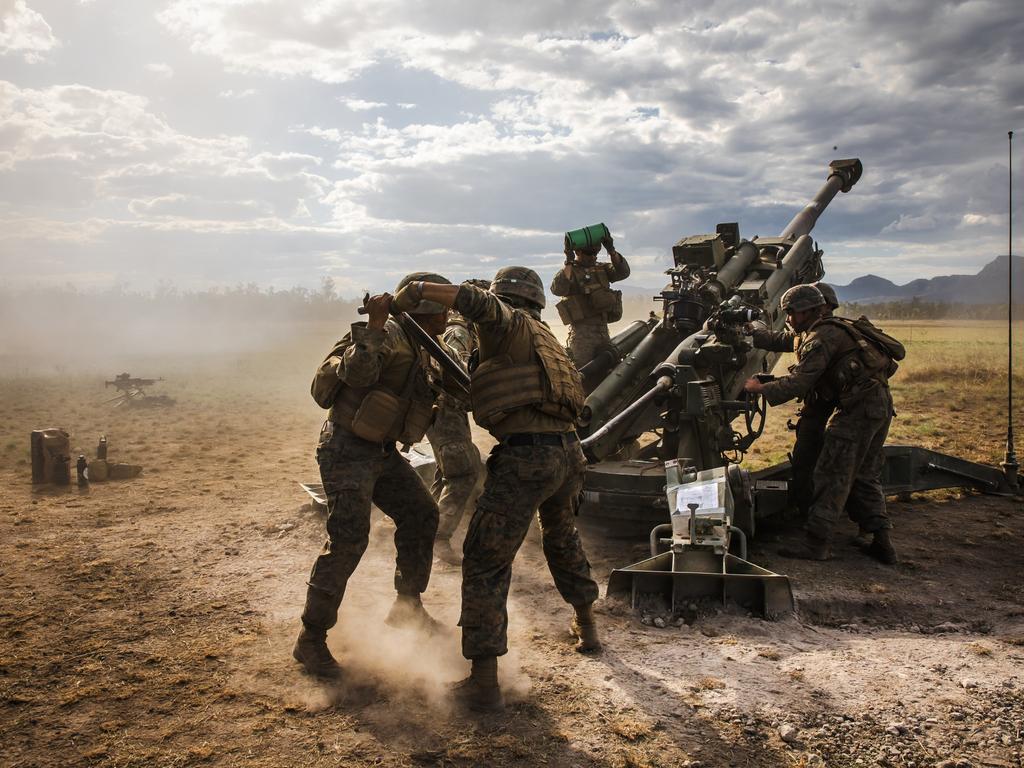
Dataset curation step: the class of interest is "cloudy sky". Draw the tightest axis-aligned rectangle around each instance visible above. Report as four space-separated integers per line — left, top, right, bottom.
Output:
0 0 1021 295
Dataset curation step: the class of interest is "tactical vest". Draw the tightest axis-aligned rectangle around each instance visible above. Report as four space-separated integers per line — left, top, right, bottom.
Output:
470 310 585 431
311 321 435 445
814 318 895 403
555 266 623 324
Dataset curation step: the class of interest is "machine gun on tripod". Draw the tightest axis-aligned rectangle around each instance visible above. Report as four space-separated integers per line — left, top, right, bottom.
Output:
103 373 175 408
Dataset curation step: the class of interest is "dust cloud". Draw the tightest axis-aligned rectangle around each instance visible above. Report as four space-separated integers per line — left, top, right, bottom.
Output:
237 517 532 718
0 284 363 377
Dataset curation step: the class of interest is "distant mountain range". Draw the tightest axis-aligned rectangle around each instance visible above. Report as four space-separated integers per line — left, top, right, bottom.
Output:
832 255 1023 305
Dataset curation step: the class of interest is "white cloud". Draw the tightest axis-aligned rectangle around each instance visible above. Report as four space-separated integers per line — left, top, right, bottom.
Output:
0 0 57 61
342 98 386 111
960 213 1002 227
219 88 257 99
881 213 938 234
1 0 1021 291
145 62 174 78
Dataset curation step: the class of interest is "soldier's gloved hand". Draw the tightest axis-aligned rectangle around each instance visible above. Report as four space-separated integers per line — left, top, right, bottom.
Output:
563 244 575 266
391 282 423 314
602 233 615 252
743 377 765 395
364 292 393 329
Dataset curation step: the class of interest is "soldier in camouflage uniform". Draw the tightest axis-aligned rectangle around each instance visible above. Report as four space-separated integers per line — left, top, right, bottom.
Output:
550 234 630 369
427 312 483 565
747 282 840 521
393 268 601 712
294 273 452 679
744 284 898 565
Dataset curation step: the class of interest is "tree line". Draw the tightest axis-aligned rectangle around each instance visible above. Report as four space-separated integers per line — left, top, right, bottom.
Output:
839 298 1023 321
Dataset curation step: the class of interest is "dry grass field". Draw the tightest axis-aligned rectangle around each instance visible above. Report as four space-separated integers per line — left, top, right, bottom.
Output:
0 315 1022 768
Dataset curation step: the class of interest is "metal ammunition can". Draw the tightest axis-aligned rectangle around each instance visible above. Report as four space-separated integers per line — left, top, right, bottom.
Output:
565 223 610 252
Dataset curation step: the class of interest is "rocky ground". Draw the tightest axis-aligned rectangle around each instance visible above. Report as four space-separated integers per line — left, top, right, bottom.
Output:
0 352 1022 768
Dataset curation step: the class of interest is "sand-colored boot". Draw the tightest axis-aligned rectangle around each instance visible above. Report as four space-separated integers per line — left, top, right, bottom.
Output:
385 594 443 635
570 603 602 654
434 538 462 566
451 656 504 713
292 626 342 679
778 532 832 561
862 528 898 565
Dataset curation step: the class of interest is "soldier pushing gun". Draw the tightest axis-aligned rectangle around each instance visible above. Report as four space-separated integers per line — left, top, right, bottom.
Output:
743 284 904 565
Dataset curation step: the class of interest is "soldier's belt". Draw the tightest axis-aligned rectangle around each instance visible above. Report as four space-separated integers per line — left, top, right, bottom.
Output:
502 432 579 448
328 421 397 453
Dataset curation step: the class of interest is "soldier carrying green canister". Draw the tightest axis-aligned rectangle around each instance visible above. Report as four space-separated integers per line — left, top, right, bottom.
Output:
550 223 630 369
743 284 903 565
392 268 602 712
294 272 453 679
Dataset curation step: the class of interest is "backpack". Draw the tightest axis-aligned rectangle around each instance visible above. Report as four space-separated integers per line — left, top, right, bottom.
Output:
820 316 905 379
849 316 905 361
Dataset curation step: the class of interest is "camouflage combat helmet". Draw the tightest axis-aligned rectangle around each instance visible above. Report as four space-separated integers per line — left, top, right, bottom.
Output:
812 282 840 310
490 266 546 309
395 272 451 315
780 284 826 314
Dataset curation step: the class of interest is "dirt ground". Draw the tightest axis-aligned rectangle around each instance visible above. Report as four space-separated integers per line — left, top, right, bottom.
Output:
2 325 1023 768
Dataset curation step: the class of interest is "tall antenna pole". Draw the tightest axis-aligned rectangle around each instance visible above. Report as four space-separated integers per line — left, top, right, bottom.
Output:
1002 130 1019 491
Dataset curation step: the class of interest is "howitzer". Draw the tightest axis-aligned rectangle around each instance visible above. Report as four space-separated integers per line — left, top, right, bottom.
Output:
581 159 864 618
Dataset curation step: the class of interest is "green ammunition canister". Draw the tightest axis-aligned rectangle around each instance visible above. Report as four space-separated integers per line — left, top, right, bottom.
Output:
565 223 611 252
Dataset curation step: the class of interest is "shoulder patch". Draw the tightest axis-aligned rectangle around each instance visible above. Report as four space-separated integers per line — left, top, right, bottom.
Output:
798 338 822 356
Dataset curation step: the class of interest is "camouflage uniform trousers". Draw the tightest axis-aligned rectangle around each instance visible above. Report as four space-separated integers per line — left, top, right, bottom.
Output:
806 385 894 543
460 439 600 659
788 398 834 518
426 403 483 541
301 426 439 632
566 320 610 369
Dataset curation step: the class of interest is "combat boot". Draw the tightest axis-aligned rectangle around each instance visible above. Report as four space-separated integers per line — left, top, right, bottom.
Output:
570 603 602 654
848 526 872 547
862 528 898 565
451 656 504 713
385 593 443 635
778 532 831 561
434 538 462 566
292 625 342 679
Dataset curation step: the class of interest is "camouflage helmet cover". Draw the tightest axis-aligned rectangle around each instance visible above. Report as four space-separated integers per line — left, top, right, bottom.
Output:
812 282 840 310
490 266 546 309
780 284 826 314
395 271 451 315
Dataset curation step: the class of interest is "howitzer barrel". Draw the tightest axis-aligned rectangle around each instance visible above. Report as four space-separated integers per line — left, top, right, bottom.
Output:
580 375 673 453
579 318 657 391
715 240 760 291
780 159 862 240
762 234 813 308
